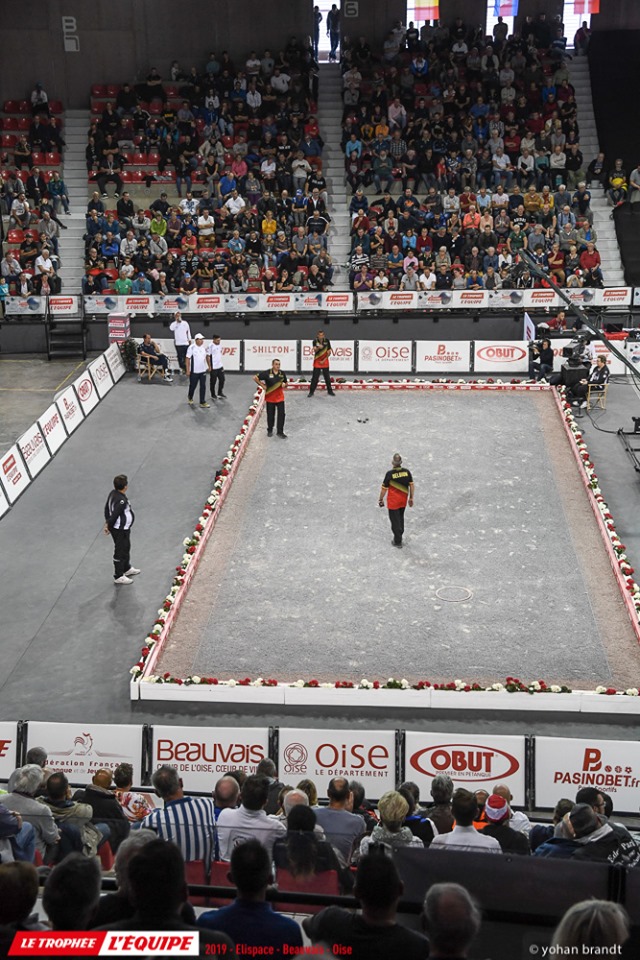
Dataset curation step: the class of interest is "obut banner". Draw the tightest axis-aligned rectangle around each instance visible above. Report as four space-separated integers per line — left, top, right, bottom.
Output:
535 737 640 813
278 728 397 798
405 732 526 804
0 722 19 782
473 341 530 373
26 722 144 784
152 725 269 792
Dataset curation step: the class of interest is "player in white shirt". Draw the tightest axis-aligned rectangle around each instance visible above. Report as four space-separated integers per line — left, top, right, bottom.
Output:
206 334 227 400
169 311 192 375
186 333 212 407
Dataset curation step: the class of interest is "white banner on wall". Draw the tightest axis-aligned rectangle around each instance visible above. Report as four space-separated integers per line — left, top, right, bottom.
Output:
405 732 526 805
358 340 412 372
535 737 640 813
0 445 31 503
0 485 10 519
105 342 127 381
38 403 68 455
152 725 269 793
295 292 354 312
278 728 397 797
88 354 115 399
72 370 100 415
4 296 45 315
300 340 356 373
49 296 80 315
358 291 422 311
190 294 226 313
18 423 51 479
55 384 85 434
26 721 144 785
474 340 530 373
243 339 297 370
0 722 19 782
415 341 471 373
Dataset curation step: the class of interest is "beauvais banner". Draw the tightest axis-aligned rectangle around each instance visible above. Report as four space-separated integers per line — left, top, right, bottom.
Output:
0 445 31 503
405 732 526 804
474 340 530 373
300 340 356 373
358 340 413 372
17 423 51 479
535 737 640 813
278 728 397 796
415 341 472 373
0 722 19 782
26 722 144 785
152 725 269 793
83 292 353 315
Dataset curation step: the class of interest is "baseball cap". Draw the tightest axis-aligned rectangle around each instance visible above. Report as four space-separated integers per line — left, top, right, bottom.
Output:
194 333 205 340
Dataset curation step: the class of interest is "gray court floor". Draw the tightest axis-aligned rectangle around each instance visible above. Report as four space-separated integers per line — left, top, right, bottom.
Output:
159 390 636 688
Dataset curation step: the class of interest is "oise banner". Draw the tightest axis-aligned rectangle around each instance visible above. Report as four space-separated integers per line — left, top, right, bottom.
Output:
278 728 397 797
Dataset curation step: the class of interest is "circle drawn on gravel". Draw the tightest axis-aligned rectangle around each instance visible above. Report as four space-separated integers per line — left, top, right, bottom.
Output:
435 586 473 603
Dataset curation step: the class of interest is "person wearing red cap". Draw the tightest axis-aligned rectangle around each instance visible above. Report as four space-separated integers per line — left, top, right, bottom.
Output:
481 795 530 855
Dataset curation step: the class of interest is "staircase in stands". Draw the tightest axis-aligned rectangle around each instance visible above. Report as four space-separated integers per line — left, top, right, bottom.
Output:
56 110 90 292
567 55 625 287
317 64 350 290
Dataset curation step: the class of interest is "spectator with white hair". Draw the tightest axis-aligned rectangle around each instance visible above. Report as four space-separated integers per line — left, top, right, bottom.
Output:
2 765 60 861
428 774 455 834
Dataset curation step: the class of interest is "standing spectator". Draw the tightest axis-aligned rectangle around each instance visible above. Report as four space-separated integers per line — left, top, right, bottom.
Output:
104 474 140 586
327 4 340 61
254 359 288 438
140 765 217 864
185 333 212 409
170 311 192 376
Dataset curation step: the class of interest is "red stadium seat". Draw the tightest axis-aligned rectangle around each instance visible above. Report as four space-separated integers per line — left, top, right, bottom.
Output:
149 102 163 115
3 100 19 114
132 151 148 165
222 136 234 149
1 117 18 130
7 229 24 244
42 170 55 182
120 151 134 164
44 151 61 166
106 84 121 98
104 268 119 281
120 170 134 182
16 117 31 131
184 860 209 907
1 134 17 149
165 84 179 98
99 842 115 871
49 100 63 114
31 152 45 165
208 862 234 908
130 170 146 182
91 100 103 115
274 869 340 914
91 85 107 98
17 101 30 114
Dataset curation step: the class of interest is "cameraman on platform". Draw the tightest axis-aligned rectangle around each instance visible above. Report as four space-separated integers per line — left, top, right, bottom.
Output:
528 338 554 381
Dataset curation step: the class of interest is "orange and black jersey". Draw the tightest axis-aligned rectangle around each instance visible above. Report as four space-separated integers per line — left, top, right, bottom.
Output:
313 337 332 368
259 368 288 403
382 467 413 509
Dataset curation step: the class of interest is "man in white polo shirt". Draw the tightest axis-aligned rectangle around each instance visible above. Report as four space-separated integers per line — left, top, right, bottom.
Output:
207 333 227 400
216 774 286 860
186 333 211 408
430 788 501 855
169 310 191 375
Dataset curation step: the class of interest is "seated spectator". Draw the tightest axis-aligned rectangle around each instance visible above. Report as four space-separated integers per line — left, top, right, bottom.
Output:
430 788 501 854
42 854 102 930
34 247 61 294
567 356 610 410
491 783 532 835
71 770 130 853
0 861 46 937
0 802 35 863
314 778 366 865
137 335 173 381
568 802 639 865
304 850 429 959
216 773 286 861
553 900 629 953
482 795 530 854
359 791 423 857
2 765 60 862
530 799 575 852
10 193 31 230
198 838 303 952
95 840 234 956
422 883 481 960
579 242 603 286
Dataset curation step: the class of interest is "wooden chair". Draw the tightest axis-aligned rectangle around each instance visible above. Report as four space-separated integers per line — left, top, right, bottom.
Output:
586 383 608 411
137 353 164 383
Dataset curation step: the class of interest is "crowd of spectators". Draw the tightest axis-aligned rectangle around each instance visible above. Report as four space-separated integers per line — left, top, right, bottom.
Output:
337 17 611 293
0 747 637 957
0 85 68 296
81 45 337 296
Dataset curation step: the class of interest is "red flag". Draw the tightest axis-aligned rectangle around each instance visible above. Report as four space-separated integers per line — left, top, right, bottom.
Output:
574 0 600 13
414 2 440 20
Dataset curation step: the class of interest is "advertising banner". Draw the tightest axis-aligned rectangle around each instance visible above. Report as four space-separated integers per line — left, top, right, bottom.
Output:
415 341 471 373
357 291 421 311
357 340 413 372
18 423 51 479
405 732 526 804
278 728 397 798
243 339 298 370
4 296 45 315
152 725 269 793
534 737 640 813
85 295 118 314
0 485 10 519
154 295 192 315
487 289 561 309
217 339 242 372
473 340 530 373
225 294 267 313
105 342 127 381
122 295 156 315
0 722 18 783
0 445 31 503
294 292 354 312
38 403 68 455
597 288 632 307
552 338 626 376
72 370 100 415
88 354 115 399
26 721 144 785
48 296 80 315
190 294 226 313
55 384 85 434
300 340 356 373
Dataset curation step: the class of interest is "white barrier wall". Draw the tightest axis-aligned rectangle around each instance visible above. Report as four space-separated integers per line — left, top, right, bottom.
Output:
17 423 51 479
278 728 397 796
26 721 144 784
0 445 31 503
38 403 68 455
405 732 526 805
243 339 298 370
152 725 269 792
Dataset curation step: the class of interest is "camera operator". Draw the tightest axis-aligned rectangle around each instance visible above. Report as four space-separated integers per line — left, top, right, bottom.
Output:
528 338 554 382
567 355 610 409
551 344 589 389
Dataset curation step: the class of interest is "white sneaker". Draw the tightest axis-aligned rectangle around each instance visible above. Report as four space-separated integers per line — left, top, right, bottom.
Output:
164 374 174 383
114 575 133 585
125 567 141 576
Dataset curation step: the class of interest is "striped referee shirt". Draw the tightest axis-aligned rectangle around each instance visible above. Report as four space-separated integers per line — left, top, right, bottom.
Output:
141 796 217 863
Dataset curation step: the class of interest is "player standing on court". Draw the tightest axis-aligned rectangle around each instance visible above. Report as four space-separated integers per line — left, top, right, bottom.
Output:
307 329 336 397
379 453 414 548
254 358 288 438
